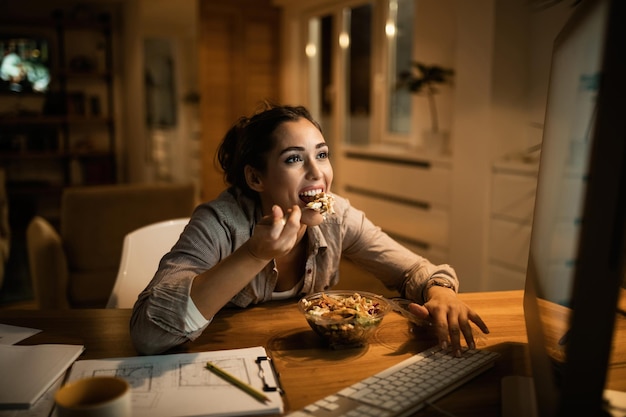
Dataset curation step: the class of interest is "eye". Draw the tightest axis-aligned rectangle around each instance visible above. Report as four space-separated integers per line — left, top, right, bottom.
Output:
285 154 303 164
317 150 330 160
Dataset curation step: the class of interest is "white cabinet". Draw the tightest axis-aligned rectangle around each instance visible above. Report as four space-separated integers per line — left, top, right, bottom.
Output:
336 149 539 290
487 160 539 290
338 146 452 265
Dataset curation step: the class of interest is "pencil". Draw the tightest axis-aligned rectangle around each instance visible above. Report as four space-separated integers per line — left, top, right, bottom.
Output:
206 361 270 403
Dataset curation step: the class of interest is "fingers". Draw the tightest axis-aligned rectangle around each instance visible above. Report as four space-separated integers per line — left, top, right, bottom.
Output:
251 205 302 259
422 300 489 356
284 205 302 228
455 311 489 349
257 205 286 226
437 312 469 357
469 311 490 335
272 204 286 222
442 314 462 356
458 316 475 351
258 205 301 227
407 302 429 319
268 205 288 239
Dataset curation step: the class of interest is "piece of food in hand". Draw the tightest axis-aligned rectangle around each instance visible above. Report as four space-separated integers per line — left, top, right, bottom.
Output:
305 192 335 217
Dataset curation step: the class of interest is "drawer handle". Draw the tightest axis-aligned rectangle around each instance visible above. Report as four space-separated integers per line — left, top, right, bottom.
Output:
345 186 430 210
345 152 431 168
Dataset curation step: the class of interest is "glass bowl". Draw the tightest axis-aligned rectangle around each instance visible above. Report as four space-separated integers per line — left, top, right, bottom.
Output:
298 290 392 349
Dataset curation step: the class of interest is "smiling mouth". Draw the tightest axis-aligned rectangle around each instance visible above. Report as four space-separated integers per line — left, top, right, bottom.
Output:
299 188 324 204
302 191 335 216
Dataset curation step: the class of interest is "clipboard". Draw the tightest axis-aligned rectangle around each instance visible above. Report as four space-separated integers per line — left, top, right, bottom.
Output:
255 356 283 393
61 346 284 417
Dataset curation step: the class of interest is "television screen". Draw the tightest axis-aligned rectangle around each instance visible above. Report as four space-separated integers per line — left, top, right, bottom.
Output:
0 36 51 93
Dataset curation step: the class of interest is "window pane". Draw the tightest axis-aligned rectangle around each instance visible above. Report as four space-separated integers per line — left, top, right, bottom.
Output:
387 0 414 134
307 15 335 143
345 3 372 145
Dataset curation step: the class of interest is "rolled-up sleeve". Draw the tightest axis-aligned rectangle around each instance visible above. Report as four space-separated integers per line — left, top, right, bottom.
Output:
131 274 209 355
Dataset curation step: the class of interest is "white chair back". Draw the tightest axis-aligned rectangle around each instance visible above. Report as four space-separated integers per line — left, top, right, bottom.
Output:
106 217 189 308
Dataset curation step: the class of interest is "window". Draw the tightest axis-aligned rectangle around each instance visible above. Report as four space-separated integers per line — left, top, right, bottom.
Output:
304 0 422 148
306 2 375 150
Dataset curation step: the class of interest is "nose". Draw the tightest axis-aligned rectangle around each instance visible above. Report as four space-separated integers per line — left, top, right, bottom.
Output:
305 160 322 180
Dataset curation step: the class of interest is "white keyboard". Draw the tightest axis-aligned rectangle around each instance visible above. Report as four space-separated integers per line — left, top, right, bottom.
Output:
286 346 499 417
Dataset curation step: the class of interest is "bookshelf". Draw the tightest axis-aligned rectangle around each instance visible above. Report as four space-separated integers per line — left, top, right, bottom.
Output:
0 10 117 226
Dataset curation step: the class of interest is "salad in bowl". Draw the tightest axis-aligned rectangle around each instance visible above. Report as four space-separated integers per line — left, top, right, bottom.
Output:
298 290 391 348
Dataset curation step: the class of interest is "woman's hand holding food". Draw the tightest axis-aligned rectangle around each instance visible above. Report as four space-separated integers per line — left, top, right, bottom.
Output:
408 289 489 357
246 204 302 261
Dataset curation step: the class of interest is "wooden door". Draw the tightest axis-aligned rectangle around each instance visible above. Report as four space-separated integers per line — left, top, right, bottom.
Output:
198 0 281 201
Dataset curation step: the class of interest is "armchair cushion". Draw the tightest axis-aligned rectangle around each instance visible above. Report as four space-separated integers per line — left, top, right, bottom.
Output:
27 182 196 308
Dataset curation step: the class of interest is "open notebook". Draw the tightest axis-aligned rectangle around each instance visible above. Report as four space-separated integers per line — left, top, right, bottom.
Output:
60 346 283 417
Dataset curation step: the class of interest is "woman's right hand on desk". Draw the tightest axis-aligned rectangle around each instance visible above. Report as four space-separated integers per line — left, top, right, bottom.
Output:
408 289 490 357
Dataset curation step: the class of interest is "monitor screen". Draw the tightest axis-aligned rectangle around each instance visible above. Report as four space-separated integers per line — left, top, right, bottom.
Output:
0 35 51 94
524 0 626 415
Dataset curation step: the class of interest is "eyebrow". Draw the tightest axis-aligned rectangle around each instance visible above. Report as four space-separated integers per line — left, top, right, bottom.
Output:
278 142 328 156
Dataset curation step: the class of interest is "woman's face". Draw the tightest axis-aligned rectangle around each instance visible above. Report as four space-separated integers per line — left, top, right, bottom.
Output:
253 118 333 226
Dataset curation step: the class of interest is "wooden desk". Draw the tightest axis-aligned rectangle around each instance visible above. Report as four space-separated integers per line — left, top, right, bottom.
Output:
0 290 530 416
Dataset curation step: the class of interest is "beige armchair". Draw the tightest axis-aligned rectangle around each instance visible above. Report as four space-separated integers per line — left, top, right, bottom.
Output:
26 182 196 309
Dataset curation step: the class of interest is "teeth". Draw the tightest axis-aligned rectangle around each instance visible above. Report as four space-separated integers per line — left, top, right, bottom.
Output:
300 189 323 197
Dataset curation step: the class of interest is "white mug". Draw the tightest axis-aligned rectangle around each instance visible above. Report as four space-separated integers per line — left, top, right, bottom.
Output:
54 376 131 417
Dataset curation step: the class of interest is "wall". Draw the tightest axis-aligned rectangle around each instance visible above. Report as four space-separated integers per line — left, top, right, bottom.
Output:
447 0 572 291
446 0 497 291
121 0 200 193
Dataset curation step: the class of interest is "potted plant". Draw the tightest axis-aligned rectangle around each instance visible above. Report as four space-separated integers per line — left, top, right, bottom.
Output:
397 61 454 135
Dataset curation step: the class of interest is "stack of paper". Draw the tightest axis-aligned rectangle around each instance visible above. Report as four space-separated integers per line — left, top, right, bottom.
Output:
0 344 85 409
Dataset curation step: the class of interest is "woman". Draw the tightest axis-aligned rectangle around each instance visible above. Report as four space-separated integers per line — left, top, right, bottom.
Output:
130 104 489 355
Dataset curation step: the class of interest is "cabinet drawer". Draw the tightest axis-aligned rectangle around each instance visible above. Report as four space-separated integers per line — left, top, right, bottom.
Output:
345 191 449 249
341 157 451 207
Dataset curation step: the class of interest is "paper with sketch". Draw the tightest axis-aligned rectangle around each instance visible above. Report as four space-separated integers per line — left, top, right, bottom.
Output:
0 324 41 345
0 344 84 409
61 346 283 417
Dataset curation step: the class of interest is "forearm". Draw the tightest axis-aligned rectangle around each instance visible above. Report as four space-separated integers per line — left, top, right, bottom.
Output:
190 241 270 320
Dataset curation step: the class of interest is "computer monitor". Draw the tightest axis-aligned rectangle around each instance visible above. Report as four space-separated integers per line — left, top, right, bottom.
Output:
523 0 626 415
